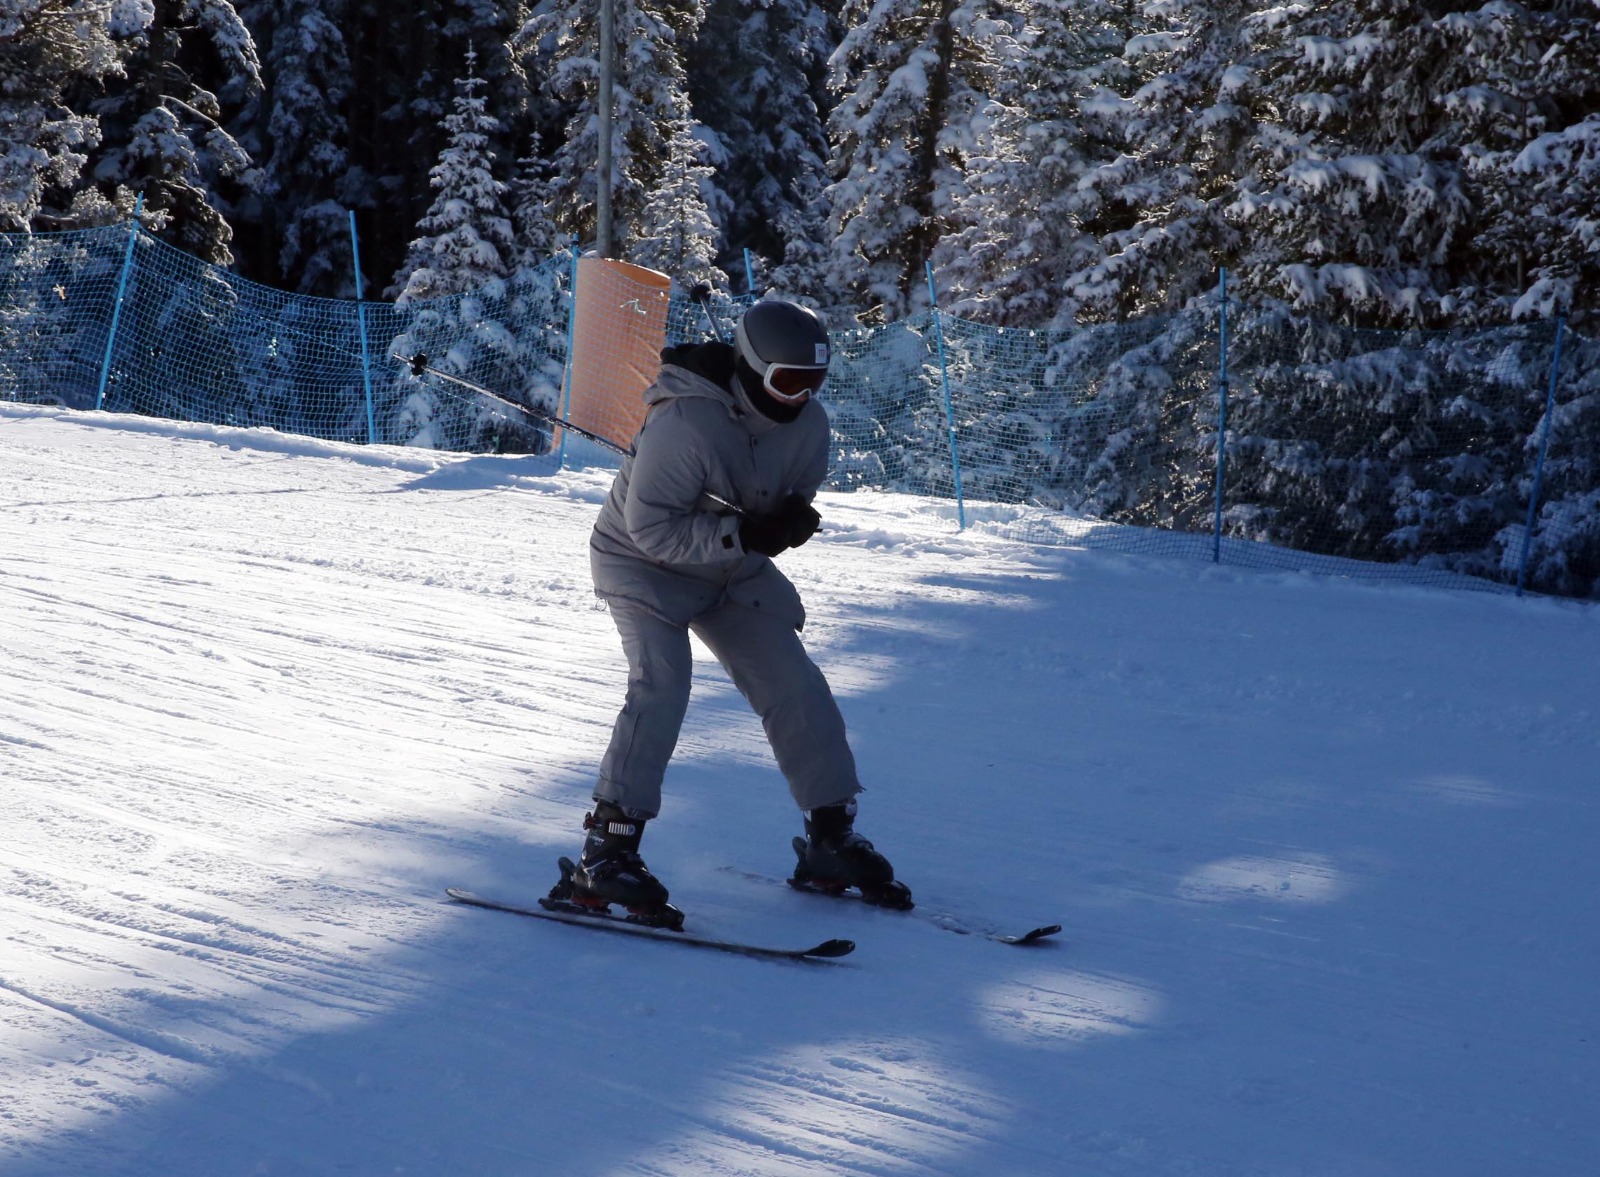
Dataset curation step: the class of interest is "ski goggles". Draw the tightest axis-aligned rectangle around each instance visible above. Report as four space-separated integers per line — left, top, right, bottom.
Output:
762 364 829 404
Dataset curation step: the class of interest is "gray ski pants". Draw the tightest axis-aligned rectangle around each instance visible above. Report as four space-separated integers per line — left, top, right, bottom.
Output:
595 602 861 818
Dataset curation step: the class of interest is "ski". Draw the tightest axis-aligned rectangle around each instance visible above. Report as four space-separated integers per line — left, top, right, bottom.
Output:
788 879 1062 945
722 866 1062 947
445 888 855 963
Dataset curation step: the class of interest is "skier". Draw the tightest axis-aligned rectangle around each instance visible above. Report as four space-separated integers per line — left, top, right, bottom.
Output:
565 299 911 924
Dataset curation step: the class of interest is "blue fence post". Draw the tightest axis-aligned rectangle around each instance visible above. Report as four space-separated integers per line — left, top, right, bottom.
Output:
349 210 376 444
95 194 143 411
1516 313 1567 597
1211 267 1230 563
743 248 757 296
556 237 582 470
924 261 966 530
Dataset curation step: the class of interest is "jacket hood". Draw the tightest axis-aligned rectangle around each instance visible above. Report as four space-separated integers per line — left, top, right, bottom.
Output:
645 343 740 411
647 342 784 433
663 341 738 387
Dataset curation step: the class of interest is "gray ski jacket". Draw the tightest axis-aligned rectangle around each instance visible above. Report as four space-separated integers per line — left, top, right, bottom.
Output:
589 350 831 630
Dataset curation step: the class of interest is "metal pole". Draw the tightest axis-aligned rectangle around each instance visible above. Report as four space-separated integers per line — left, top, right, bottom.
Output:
743 248 756 296
1517 313 1566 597
350 210 376 444
690 282 726 342
596 0 615 258
557 237 581 469
1211 267 1230 564
925 261 966 529
95 194 143 411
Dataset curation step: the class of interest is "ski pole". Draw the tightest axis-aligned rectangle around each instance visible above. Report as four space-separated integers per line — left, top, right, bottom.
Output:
689 283 726 343
401 352 629 456
397 353 745 515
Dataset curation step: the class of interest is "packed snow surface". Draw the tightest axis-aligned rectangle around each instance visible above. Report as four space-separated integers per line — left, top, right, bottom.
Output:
2 403 1596 1176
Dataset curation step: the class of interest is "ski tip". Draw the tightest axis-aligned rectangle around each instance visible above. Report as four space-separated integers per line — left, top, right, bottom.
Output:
806 938 856 958
445 887 477 903
1002 924 1064 945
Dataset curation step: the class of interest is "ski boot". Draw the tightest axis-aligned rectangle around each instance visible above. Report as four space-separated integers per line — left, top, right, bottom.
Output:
546 802 684 930
789 799 913 910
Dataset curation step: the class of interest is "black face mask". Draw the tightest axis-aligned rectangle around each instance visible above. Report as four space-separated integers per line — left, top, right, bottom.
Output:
734 355 807 424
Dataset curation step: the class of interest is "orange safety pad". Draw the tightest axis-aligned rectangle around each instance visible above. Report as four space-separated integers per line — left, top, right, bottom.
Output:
560 256 672 455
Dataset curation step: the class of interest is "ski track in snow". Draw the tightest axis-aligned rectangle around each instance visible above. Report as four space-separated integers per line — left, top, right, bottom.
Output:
2 402 1598 1176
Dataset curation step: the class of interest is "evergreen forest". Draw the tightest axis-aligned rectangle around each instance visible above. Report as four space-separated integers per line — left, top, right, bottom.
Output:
4 0 1600 596
3 0 1597 327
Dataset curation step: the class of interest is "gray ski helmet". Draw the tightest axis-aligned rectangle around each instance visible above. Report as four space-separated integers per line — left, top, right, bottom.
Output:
734 300 831 403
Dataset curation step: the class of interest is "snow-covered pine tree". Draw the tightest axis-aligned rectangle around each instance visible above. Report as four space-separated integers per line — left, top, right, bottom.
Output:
514 0 721 282
330 3 530 296
0 0 137 230
238 0 355 295
824 0 1010 320
87 0 263 265
1194 4 1600 580
935 0 1140 328
1468 6 1600 323
1508 325 1600 596
1216 312 1560 573
1227 0 1599 327
392 47 516 301
921 1 1213 523
1501 114 1600 322
1062 0 1254 321
390 48 535 452
1488 25 1600 593
503 143 572 437
442 1 532 139
510 138 564 265
0 1 143 410
687 0 835 297
1040 307 1219 528
632 114 720 284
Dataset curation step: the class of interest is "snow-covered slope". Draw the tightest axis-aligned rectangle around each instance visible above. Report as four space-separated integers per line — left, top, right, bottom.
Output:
2 403 1596 1177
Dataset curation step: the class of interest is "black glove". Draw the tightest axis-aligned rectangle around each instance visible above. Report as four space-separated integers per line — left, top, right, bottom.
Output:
739 511 792 557
738 495 821 557
775 493 821 548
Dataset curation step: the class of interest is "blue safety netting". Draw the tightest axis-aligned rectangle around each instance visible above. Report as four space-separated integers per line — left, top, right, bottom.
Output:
2 220 1592 599
0 223 571 453
896 307 1581 597
0 225 126 407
